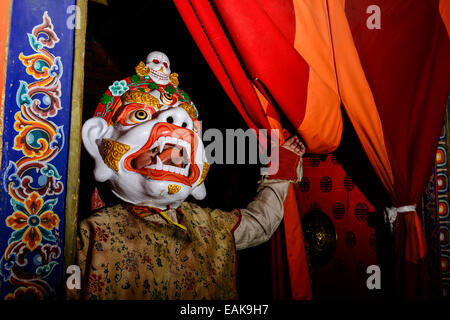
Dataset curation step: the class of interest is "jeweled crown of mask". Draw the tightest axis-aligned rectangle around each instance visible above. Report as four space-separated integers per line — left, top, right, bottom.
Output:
94 51 198 125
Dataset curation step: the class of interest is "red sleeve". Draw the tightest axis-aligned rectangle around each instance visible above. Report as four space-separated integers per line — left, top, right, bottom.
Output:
268 146 301 181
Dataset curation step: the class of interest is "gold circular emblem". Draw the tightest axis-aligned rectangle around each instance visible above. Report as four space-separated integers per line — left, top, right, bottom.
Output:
302 209 337 265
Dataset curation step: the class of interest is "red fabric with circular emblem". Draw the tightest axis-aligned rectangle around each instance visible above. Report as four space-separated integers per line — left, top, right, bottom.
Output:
295 154 377 299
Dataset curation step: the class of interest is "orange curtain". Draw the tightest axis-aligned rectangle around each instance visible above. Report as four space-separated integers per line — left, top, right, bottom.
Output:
174 0 450 298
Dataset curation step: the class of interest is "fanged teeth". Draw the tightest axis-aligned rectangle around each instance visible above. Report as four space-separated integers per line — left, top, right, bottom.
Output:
146 136 191 176
150 136 191 156
183 164 190 176
156 155 163 169
148 162 189 176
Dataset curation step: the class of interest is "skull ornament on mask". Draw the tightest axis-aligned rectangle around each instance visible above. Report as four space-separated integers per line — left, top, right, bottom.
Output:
146 51 171 85
82 52 207 210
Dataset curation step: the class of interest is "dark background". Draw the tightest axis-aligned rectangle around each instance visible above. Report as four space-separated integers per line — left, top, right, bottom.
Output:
79 0 272 299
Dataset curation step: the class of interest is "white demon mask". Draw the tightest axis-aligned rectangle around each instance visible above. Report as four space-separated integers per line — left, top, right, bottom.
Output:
82 53 207 209
145 51 171 85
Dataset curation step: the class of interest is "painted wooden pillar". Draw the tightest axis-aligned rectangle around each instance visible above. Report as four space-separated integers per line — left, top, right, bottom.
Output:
0 0 85 300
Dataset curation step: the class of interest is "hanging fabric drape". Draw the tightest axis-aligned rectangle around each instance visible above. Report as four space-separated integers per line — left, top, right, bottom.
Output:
343 0 450 298
173 0 315 299
174 0 450 299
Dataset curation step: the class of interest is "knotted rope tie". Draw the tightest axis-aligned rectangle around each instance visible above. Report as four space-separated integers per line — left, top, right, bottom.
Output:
384 205 416 232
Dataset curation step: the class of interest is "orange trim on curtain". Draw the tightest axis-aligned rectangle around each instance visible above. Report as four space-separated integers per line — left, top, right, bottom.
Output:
323 0 430 270
439 0 450 36
292 0 394 193
252 85 284 137
253 83 313 300
327 0 395 197
292 0 343 154
292 0 432 296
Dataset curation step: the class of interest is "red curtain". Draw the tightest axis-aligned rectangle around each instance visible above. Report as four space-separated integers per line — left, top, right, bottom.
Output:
295 154 378 299
173 0 313 299
174 0 450 299
344 0 449 298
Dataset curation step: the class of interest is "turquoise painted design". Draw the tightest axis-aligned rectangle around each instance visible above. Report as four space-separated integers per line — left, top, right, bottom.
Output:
0 0 75 300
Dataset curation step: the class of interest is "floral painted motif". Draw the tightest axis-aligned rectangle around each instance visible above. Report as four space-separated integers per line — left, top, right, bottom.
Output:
6 192 59 250
4 286 44 300
1 9 67 300
108 80 129 96
68 202 241 300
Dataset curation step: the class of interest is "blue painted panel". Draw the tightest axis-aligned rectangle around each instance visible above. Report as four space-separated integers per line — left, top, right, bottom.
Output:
0 0 75 300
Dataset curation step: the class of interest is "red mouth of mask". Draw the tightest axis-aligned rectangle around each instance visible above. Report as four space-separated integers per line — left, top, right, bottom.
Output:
123 123 200 186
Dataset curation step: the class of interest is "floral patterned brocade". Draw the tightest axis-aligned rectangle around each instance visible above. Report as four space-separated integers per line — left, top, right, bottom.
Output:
68 202 241 300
